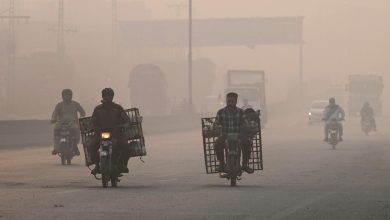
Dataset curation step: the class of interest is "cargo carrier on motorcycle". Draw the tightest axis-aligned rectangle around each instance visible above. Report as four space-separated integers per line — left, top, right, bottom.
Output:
79 108 146 188
201 113 263 186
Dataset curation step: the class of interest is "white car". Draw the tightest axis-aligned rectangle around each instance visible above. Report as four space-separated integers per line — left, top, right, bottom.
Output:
308 100 328 124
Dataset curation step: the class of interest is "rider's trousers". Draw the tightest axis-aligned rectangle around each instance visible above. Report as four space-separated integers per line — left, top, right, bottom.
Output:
215 137 252 165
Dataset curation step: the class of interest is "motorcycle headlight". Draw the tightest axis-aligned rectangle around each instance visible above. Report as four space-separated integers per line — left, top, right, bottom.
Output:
308 112 312 116
101 132 111 139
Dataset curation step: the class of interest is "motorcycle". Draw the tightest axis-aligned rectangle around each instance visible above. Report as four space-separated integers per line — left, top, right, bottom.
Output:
361 117 374 135
327 118 342 150
99 131 119 188
221 133 243 186
79 108 146 188
57 121 76 165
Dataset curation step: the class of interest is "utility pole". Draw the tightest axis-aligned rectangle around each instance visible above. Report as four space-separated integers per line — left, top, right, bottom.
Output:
111 0 117 78
299 43 303 97
49 0 75 56
188 0 193 113
58 0 65 56
0 0 29 113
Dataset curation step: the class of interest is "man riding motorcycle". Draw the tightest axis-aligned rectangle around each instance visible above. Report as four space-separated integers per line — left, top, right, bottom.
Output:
89 88 131 175
360 102 377 131
214 92 254 174
322 97 345 141
51 89 86 155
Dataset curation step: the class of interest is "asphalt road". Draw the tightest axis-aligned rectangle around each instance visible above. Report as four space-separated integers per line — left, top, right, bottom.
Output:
1 115 390 220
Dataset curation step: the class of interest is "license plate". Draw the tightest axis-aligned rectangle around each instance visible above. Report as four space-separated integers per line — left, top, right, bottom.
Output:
60 138 67 142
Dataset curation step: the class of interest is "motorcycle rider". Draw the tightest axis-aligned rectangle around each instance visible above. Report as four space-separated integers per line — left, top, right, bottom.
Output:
51 89 86 155
214 92 254 174
360 102 377 131
322 97 345 141
89 88 131 175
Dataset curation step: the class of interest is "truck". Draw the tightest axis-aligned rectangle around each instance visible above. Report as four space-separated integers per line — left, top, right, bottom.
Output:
347 74 384 115
129 64 168 116
224 70 267 126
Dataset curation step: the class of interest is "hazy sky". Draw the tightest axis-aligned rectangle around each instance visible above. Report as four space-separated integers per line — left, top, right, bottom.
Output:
1 0 389 118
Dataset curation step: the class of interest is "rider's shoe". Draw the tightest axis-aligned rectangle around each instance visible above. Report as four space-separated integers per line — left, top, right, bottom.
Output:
91 165 101 175
242 165 254 174
219 173 229 178
73 147 80 156
119 165 129 173
51 149 58 155
323 137 328 142
339 137 344 141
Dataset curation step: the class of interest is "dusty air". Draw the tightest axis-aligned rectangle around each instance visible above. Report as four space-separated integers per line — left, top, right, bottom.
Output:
0 1 389 219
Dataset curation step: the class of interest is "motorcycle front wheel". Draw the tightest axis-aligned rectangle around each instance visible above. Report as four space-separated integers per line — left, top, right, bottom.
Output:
101 173 109 188
66 157 72 165
111 175 118 187
228 155 238 187
61 155 66 165
100 159 109 188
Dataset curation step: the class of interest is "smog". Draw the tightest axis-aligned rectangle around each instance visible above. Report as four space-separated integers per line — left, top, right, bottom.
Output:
0 1 389 219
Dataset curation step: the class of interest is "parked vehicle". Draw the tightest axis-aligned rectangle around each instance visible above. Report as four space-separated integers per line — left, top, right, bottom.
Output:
225 70 267 127
308 100 328 124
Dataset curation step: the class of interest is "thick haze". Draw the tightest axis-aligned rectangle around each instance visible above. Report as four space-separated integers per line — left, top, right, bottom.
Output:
0 0 389 118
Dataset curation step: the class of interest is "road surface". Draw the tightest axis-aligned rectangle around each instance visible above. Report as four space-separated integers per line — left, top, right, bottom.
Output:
1 115 390 219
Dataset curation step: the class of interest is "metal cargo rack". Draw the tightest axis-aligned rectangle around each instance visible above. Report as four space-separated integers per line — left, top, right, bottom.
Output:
79 116 94 166
124 108 146 158
78 108 146 167
201 117 263 174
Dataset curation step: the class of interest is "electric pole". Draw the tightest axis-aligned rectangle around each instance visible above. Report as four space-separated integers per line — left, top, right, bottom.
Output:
188 0 193 113
111 0 117 78
0 0 29 113
49 0 76 56
58 0 65 56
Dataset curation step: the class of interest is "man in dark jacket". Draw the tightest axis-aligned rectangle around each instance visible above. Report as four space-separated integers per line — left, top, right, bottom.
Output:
89 88 130 175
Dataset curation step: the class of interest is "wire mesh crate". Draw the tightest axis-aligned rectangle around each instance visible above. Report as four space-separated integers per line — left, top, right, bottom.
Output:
79 116 94 166
78 108 146 166
124 108 146 158
201 116 263 174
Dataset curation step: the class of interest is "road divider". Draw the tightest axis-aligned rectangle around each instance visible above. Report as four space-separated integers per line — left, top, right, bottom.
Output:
0 114 208 148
